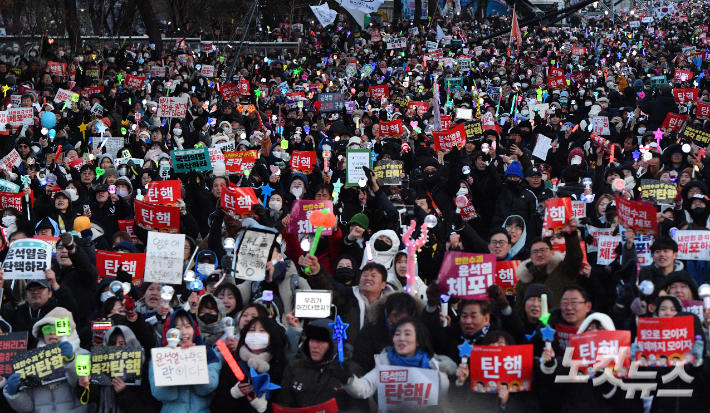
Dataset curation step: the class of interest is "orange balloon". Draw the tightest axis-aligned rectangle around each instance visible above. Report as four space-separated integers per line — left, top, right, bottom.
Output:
323 212 337 228
309 210 326 227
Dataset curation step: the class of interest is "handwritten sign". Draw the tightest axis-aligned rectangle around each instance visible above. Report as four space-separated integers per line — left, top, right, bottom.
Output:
469 345 533 393
437 252 496 299
294 290 333 319
151 345 209 387
285 200 334 236
373 160 403 185
377 366 439 408
134 200 180 233
158 97 188 118
92 136 124 160
91 346 143 386
0 332 27 377
11 343 65 389
345 149 371 186
235 229 277 281
143 232 185 284
2 239 51 279
171 148 211 172
96 251 146 286
636 316 695 365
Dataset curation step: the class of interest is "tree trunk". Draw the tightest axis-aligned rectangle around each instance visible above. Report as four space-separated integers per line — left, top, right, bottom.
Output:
414 0 421 26
136 0 163 55
63 0 80 53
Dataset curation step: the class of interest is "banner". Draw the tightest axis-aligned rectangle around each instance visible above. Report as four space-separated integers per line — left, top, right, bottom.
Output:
285 200 334 236
437 252 496 299
235 228 277 281
221 186 258 219
570 330 631 377
145 180 181 205
2 239 51 279
157 97 188 118
640 179 677 204
274 399 339 413
636 316 695 366
373 160 403 185
151 346 209 387
615 195 657 235
221 83 240 100
224 150 257 175
171 148 212 173
96 251 146 286
543 197 572 231
316 93 344 112
378 120 404 137
377 366 439 408
134 200 180 233
0 332 27 377
91 346 143 386
674 230 710 260
469 345 533 393
408 101 429 116
144 232 185 284
696 102 710 120
310 4 338 27
433 123 465 154
683 126 710 146
345 149 371 186
11 343 65 388
673 69 693 82
290 151 316 173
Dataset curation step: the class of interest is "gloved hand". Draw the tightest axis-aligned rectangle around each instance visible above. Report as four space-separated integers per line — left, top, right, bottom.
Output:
630 297 647 316
59 233 75 251
92 329 106 346
615 282 636 307
487 285 509 310
80 229 93 246
175 136 185 149
451 214 465 232
59 341 74 359
5 373 20 396
249 393 268 413
176 199 187 216
578 217 592 226
333 362 352 384
693 339 704 367
123 296 137 320
230 382 252 399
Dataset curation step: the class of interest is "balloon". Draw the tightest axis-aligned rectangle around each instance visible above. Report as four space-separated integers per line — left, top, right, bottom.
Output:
48 129 56 139
41 112 57 129
314 101 322 111
323 212 337 228
309 210 326 227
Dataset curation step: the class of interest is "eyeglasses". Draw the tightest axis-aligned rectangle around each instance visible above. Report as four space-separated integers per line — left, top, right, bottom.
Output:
505 225 522 231
530 248 551 255
561 300 587 308
56 245 67 251
489 240 508 246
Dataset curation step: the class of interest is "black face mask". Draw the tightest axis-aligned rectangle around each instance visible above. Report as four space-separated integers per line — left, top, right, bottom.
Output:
689 207 708 222
507 179 520 190
334 267 355 283
423 171 438 185
110 314 127 326
374 239 391 252
199 313 218 325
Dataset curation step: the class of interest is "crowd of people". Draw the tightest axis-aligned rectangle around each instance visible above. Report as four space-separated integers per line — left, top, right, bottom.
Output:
0 2 709 412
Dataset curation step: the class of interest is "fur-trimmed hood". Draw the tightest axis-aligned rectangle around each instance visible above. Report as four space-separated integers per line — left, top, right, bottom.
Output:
516 251 565 284
365 291 427 325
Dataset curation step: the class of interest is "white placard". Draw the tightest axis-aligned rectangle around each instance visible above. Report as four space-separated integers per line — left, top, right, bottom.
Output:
144 232 186 284
92 136 125 159
54 88 75 103
151 346 209 387
386 37 407 49
456 108 473 120
377 366 439 408
597 235 621 265
200 65 215 78
215 140 236 153
8 107 33 126
2 239 51 279
90 102 104 116
235 229 277 281
294 290 333 318
592 116 610 135
532 134 552 161
346 149 371 186
571 201 586 218
157 97 188 118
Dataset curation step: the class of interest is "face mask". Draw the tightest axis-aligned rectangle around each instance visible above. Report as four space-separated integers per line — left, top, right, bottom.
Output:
77 56 84 62
522 83 529 88
334 267 355 283
199 313 218 325
638 127 646 134
506 179 520 189
272 151 282 159
108 57 115 63
456 188 468 197
173 128 182 136
571 155 582 166
197 263 214 275
579 90 585 96
423 171 438 182
269 200 282 211
118 168 128 176
245 332 270 350
291 187 303 199
690 207 707 221
585 101 592 107
160 162 171 168
117 188 128 197
374 239 390 252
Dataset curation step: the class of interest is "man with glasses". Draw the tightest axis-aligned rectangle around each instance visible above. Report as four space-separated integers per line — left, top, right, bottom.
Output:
488 228 513 261
52 232 99 330
536 285 593 354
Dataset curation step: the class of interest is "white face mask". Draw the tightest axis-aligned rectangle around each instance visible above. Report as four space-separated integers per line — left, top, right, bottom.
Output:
291 187 303 199
65 188 78 202
197 263 213 275
2 216 16 227
173 128 182 136
638 127 646 134
269 200 282 211
272 151 282 159
118 168 128 176
245 332 270 350
117 188 128 197
585 101 592 107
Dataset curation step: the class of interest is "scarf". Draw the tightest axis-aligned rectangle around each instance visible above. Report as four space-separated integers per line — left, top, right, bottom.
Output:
197 317 223 347
98 386 122 413
387 348 431 368
461 323 490 345
239 346 273 374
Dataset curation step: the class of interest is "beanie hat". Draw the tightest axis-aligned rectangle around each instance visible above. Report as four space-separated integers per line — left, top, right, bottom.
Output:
505 161 524 180
290 172 309 190
73 216 92 232
523 283 553 304
347 213 369 231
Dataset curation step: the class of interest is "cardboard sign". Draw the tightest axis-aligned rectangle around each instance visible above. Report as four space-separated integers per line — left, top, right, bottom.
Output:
369 85 389 100
377 366 439 407
90 346 143 386
660 113 687 131
437 252 496 299
2 239 51 279
469 345 533 393
157 97 188 118
433 123 465 154
11 343 65 388
315 93 344 112
596 235 621 265
284 200 334 236
96 251 146 286
615 195 657 235
570 330 631 376
640 179 677 203
293 290 333 319
378 119 403 137
673 230 710 260
151 345 209 387
0 332 27 377
143 232 185 284
221 186 258 219
145 180 181 205
224 150 257 175
494 260 520 296
274 399 338 413
0 191 24 212
151 66 166 77
636 316 695 366
235 228 277 281
683 126 710 146
543 197 572 231
290 151 316 173
8 107 32 125
134 200 180 233
672 88 698 103
171 147 212 172
345 149 372 186
373 160 403 185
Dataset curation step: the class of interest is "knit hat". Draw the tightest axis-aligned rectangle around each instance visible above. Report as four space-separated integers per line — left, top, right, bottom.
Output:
347 213 369 231
523 283 553 304
73 216 92 232
505 161 524 180
290 172 309 190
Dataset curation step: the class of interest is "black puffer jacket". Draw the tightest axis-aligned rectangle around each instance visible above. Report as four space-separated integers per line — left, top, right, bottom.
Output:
638 93 679 132
492 183 537 228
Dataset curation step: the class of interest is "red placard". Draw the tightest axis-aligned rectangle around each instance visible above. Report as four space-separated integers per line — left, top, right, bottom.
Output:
440 115 451 131
369 85 389 100
80 86 104 98
570 330 631 375
525 56 542 65
238 80 250 96
290 151 316 173
672 88 698 103
571 47 586 56
48 62 66 75
698 102 710 120
408 101 430 115
125 74 146 90
636 316 696 366
134 199 180 233
284 200 334 236
221 185 258 219
145 180 181 205
547 75 566 90
224 151 257 175
459 194 478 220
673 70 693 82
437 252 496 299
378 119 404 136
571 71 586 84
543 197 572 231
118 220 141 244
0 192 23 212
495 260 520 296
615 195 658 235
221 83 239 100
96 250 146 286
273 399 339 413
553 323 579 351
433 123 465 154
469 345 533 393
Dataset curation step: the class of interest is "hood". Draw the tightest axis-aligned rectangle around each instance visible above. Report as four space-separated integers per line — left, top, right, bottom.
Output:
32 307 80 352
115 176 134 194
195 250 218 279
365 291 426 325
577 313 615 334
196 294 227 347
361 230 401 269
516 252 565 284
656 271 700 300
103 325 141 347
35 216 60 237
503 215 527 258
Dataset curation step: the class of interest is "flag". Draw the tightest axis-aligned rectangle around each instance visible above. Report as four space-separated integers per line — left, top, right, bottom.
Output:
310 4 338 27
436 25 445 42
511 7 522 54
432 82 442 131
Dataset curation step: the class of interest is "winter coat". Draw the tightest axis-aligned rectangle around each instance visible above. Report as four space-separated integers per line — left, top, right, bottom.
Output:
6 286 78 349
492 184 537 229
638 93 679 132
52 242 99 329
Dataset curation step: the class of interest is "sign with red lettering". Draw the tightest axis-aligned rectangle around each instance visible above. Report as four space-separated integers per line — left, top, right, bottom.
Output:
672 88 698 103
151 66 166 77
0 332 27 377
433 123 465 154
221 186 258 219
125 74 146 90
596 235 621 265
200 65 215 78
134 200 180 233
221 83 239 100
8 107 33 125
145 180 181 205
369 85 389 100
437 252 496 299
615 195 658 235
636 316 695 366
80 86 104 98
54 88 76 103
543 197 572 231
224 151 257 175
379 119 404 136
290 151 316 173
157 97 188 118
469 345 533 393
377 366 439 408
587 226 615 253
570 330 631 376
96 251 146 286
408 101 430 115
284 200 334 236
495 260 520 296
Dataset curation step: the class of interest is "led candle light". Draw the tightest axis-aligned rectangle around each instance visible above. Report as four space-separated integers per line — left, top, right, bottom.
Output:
217 339 246 381
402 219 428 295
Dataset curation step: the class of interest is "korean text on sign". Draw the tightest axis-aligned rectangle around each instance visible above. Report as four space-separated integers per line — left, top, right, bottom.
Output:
469 345 533 393
376 366 439 408
437 252 496 299
171 148 212 172
11 343 65 388
2 239 51 279
636 316 696 366
91 346 143 386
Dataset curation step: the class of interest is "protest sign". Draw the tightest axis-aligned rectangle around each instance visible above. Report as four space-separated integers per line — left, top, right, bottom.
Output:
464 120 483 139
596 235 621 265
373 160 403 185
143 232 185 284
660 113 687 131
640 179 677 204
224 150 257 175
80 86 104 98
209 148 225 165
673 230 710 260
650 75 667 89
682 300 705 319
290 151 316 173
274 399 339 413
0 179 19 193
385 37 407 49
444 77 464 89
134 200 180 233
151 66 166 77
636 316 695 365
369 85 389 100
0 192 24 212
674 70 693 82
672 88 698 103
0 332 27 376
315 93 344 112
91 136 124 159
48 62 66 75
151 345 209 387
90 346 143 386
96 251 146 286
377 366 439 408
8 107 32 125
433 124 466 154
200 65 215 77
90 102 104 115
570 330 631 377
543 197 572 231
293 291 333 319
532 134 552 161
11 343 65 388
345 149 371 186
235 228 277 281
696 102 710 120
378 119 404 136
54 88 76 103
221 83 240 100
221 186 258 219
615 195 657 235
592 116 610 135
124 74 146 89
408 101 429 116
620 230 654 265
2 239 51 279
118 220 140 245
469 345 533 393
440 115 452 131
285 200 334 236
437 252 496 299
587 226 614 253
145 180 181 205
683 126 710 146
495 260 520 296
157 97 188 118
553 323 578 351
571 201 586 218
171 148 212 172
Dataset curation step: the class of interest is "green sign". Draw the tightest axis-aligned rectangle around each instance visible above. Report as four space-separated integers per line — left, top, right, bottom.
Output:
444 77 464 89
76 355 91 376
170 148 212 173
55 317 71 336
650 75 667 89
